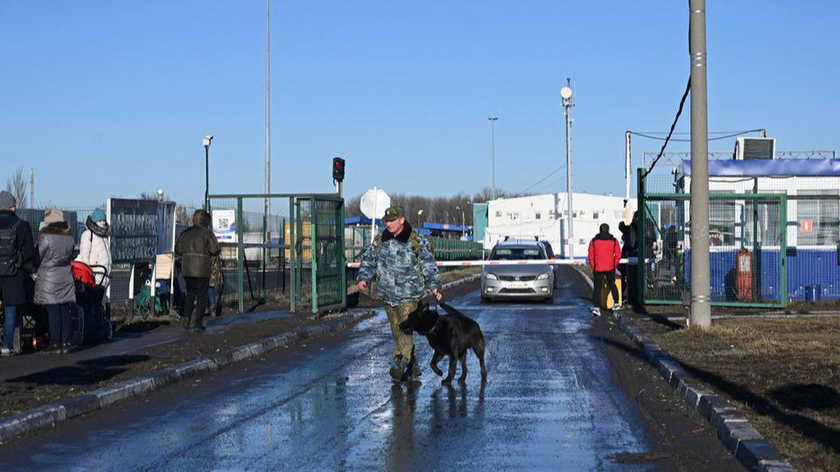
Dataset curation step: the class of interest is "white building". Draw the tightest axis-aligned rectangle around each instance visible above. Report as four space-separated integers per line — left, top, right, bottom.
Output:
484 192 636 259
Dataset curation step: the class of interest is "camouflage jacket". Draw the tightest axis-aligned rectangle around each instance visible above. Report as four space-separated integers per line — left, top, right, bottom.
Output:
356 223 442 306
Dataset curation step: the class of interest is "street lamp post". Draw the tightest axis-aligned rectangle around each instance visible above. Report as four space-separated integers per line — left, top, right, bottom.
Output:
488 117 499 200
203 135 214 211
456 206 466 239
561 79 575 260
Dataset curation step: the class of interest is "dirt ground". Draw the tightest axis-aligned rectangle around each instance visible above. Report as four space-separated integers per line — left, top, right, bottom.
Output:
630 312 840 472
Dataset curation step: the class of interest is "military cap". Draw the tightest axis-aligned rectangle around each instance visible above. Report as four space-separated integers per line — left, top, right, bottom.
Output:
382 206 405 222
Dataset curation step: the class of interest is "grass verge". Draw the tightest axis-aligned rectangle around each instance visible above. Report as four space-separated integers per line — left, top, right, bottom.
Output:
640 316 840 472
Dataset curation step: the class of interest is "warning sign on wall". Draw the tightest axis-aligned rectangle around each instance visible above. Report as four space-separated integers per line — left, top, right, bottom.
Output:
800 219 813 232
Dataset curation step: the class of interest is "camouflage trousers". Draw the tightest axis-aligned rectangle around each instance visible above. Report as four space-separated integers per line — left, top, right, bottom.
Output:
384 300 417 363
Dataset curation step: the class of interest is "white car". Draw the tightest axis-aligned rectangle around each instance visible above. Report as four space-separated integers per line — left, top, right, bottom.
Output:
481 240 554 303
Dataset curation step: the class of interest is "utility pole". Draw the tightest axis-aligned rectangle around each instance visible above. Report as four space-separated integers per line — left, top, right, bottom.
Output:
561 79 575 259
264 0 272 272
265 0 271 236
689 0 712 328
488 116 498 200
30 167 34 208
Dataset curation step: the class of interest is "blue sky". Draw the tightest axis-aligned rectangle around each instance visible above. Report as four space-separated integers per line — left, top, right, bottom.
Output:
1 1 838 210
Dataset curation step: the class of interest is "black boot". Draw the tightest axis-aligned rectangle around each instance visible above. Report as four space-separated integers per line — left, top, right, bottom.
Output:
389 357 408 383
408 354 422 379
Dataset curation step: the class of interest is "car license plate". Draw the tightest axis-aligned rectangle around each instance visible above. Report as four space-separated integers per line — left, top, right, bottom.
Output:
506 282 528 289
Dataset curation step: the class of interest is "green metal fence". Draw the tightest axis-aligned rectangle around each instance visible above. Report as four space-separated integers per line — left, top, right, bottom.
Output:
208 193 345 316
344 226 483 262
288 195 346 314
638 169 788 308
427 237 484 261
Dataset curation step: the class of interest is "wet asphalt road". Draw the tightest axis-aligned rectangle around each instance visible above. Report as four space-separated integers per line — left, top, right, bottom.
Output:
1 276 663 471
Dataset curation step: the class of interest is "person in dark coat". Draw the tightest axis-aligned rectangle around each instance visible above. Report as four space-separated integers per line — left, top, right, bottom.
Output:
618 212 639 306
35 209 77 353
175 210 220 331
0 191 37 356
588 223 622 317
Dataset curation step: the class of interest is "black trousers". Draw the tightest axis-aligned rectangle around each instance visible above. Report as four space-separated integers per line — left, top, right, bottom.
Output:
184 277 210 329
593 270 619 308
46 303 72 345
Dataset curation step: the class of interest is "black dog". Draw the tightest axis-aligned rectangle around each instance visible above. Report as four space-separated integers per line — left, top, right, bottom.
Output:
399 301 487 384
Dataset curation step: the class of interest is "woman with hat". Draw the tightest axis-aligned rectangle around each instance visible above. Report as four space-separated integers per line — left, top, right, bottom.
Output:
35 209 76 353
77 207 112 290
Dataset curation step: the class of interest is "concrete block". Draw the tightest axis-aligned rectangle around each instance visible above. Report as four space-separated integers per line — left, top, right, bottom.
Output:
0 405 66 442
174 358 215 379
757 460 798 472
60 394 100 418
642 343 665 361
719 421 764 453
247 342 266 357
668 369 686 389
710 409 748 429
230 346 253 363
684 387 716 409
94 377 156 408
150 367 180 388
656 359 684 384
209 350 235 367
676 378 691 397
697 394 733 420
736 440 785 471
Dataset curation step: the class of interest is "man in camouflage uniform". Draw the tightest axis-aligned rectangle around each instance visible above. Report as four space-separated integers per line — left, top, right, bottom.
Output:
356 206 443 382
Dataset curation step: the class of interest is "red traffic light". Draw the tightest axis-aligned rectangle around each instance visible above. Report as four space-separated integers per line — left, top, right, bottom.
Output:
332 157 345 181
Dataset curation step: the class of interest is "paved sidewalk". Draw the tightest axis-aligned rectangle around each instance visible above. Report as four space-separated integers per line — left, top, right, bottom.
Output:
0 309 295 383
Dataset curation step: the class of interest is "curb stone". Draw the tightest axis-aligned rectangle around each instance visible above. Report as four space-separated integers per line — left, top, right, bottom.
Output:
570 266 798 472
0 271 477 445
0 309 375 444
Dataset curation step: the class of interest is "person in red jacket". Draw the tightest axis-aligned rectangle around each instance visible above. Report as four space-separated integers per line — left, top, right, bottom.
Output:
588 223 621 316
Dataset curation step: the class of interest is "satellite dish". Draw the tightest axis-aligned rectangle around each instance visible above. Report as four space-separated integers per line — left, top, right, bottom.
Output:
560 87 573 99
360 188 391 220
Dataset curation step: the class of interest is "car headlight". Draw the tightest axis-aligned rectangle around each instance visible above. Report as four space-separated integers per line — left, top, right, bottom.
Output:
537 272 550 280
485 273 498 280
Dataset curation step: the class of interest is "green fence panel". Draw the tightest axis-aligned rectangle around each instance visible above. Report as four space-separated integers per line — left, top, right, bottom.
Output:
639 190 787 309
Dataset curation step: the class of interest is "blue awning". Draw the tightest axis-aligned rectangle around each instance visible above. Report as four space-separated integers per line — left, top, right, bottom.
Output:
681 159 840 177
423 222 472 232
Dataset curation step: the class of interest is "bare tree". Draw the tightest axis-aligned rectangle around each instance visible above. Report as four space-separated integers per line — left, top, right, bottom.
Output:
346 194 362 219
343 187 519 233
5 167 28 209
139 191 160 201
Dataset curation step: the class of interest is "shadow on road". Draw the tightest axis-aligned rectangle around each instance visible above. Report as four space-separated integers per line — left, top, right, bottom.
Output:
8 354 151 387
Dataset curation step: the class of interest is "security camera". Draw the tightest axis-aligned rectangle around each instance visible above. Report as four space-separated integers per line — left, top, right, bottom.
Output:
203 135 214 147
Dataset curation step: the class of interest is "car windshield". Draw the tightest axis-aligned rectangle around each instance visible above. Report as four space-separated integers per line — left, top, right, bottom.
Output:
490 247 544 261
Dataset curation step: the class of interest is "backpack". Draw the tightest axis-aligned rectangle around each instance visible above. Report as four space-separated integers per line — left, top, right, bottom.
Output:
0 220 22 277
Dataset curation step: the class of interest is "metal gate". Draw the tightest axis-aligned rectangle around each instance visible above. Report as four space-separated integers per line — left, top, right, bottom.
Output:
289 195 346 314
206 193 345 315
638 190 787 308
